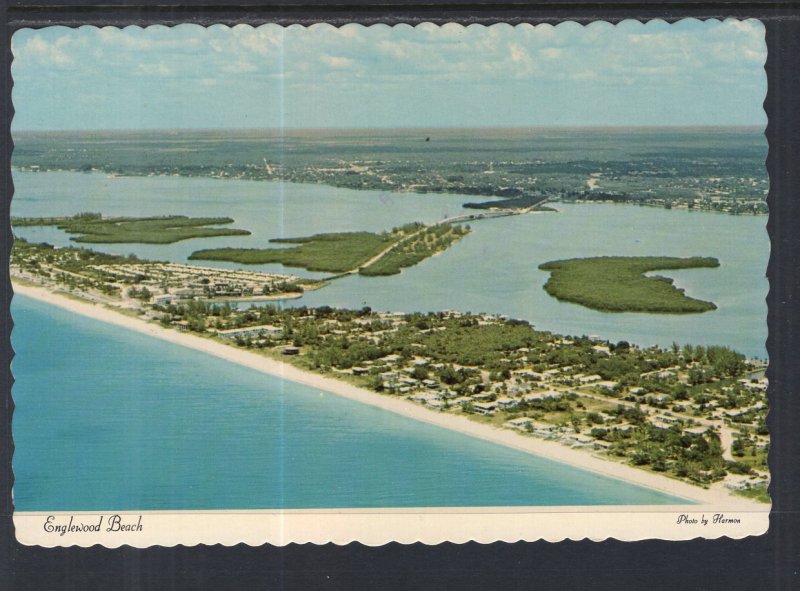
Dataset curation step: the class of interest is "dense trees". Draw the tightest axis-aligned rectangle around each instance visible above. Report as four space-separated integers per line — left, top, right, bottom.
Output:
127 286 152 301
539 256 720 314
13 214 250 244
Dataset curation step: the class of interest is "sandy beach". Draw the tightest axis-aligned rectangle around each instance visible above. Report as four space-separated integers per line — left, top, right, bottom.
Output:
12 282 766 509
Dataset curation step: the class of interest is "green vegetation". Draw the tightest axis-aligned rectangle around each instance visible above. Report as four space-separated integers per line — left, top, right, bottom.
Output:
359 224 469 276
602 420 729 484
539 256 720 313
12 238 147 271
463 195 548 210
191 230 400 272
12 213 251 244
147 300 766 487
12 238 309 299
190 222 469 275
11 238 149 295
127 286 153 302
732 482 771 504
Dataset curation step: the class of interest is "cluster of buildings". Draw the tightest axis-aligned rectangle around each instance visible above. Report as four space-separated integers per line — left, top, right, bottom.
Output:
241 311 767 485
90 262 304 302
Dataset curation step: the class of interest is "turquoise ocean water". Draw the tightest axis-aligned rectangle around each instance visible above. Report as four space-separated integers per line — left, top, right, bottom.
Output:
12 295 688 510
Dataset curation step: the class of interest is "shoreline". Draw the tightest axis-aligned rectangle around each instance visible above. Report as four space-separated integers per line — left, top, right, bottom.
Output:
11 167 768 217
12 281 766 509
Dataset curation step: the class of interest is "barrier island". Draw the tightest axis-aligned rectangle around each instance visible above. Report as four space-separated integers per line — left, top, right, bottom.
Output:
11 238 769 503
539 256 720 313
12 212 251 244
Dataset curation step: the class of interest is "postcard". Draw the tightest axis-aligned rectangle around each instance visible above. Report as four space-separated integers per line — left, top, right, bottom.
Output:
9 20 770 547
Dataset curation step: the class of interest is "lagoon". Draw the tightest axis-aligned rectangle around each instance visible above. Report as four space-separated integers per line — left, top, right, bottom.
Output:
11 170 768 358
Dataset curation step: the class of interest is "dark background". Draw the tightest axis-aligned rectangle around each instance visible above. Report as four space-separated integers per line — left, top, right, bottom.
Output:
1 2 798 589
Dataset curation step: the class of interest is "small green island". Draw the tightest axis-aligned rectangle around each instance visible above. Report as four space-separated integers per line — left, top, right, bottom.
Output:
191 229 402 272
11 212 251 244
190 222 470 276
539 256 720 313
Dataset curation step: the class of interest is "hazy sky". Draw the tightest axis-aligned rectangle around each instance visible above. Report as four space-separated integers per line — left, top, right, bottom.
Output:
11 19 767 131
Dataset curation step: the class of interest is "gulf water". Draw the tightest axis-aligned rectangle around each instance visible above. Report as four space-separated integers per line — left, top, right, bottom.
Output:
12 295 687 510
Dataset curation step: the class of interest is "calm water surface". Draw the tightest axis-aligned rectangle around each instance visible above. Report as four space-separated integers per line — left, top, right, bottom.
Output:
12 295 687 510
12 170 768 357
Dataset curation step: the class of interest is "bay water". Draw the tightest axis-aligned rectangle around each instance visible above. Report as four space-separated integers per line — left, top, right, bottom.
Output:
12 170 768 357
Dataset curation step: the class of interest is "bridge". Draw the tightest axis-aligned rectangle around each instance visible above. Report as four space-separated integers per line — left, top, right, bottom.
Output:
437 197 552 226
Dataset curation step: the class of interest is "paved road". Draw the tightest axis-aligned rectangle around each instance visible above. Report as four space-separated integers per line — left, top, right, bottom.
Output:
338 198 551 277
348 225 430 275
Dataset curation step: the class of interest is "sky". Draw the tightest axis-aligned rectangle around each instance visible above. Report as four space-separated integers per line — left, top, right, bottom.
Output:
11 19 767 131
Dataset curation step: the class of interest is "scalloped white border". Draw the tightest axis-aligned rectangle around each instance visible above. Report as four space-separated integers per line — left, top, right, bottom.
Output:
13 506 768 548
9 19 770 547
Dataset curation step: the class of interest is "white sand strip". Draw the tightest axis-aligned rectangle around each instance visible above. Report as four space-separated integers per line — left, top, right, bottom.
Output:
12 282 766 509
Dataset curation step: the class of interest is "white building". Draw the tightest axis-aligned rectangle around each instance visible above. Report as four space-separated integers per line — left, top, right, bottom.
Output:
215 324 283 339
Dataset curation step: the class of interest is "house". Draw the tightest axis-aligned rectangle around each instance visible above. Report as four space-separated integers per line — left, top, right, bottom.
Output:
504 417 533 430
522 371 547 381
684 426 708 435
738 378 768 391
577 374 602 384
174 287 204 298
152 294 174 305
410 391 443 407
215 324 283 340
651 419 676 430
569 435 595 446
473 402 497 415
530 422 557 433
495 397 518 410
522 390 561 402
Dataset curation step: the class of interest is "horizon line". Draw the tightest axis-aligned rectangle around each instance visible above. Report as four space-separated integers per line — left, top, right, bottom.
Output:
12 123 766 135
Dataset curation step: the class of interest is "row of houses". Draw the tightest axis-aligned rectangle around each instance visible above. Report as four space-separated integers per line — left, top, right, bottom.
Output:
92 262 302 302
